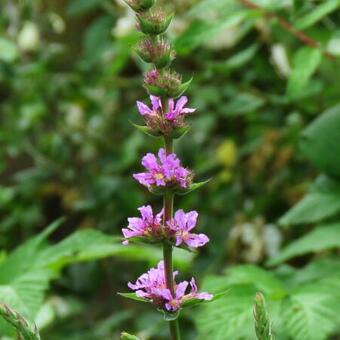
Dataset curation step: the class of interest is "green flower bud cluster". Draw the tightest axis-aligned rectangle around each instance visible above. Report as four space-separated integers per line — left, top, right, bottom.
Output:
126 0 191 98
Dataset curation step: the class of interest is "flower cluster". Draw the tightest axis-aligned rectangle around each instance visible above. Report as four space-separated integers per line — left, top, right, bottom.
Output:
137 95 195 134
122 206 209 248
128 261 212 311
133 148 192 189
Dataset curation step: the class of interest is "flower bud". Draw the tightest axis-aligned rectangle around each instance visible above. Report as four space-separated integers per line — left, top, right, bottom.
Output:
136 37 175 68
137 10 173 35
144 69 192 98
123 0 155 12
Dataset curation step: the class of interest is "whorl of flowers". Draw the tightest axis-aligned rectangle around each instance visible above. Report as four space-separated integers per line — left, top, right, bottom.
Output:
120 0 213 337
128 261 212 312
133 148 192 189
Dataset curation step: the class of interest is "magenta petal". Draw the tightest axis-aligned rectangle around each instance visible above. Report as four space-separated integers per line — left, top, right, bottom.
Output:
176 281 189 299
197 292 213 300
185 233 209 248
175 96 188 112
186 211 198 231
136 101 152 116
150 95 161 111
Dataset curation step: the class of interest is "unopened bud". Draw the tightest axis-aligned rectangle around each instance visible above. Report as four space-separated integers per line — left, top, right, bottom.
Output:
136 37 175 68
144 69 192 98
137 10 173 35
123 0 155 12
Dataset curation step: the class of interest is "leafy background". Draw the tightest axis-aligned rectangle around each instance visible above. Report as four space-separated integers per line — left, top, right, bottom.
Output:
0 0 340 339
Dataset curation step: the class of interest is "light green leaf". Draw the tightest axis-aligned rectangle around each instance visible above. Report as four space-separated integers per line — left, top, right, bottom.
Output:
117 293 149 303
287 47 322 97
194 284 257 340
268 223 340 265
224 265 286 298
175 178 212 195
279 175 340 226
294 0 340 29
225 44 259 70
300 104 340 178
175 10 250 54
281 285 340 340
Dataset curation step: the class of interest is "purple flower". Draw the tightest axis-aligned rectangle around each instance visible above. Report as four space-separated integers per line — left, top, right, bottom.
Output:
122 205 163 244
165 96 196 121
137 96 162 118
167 210 209 248
136 95 196 134
128 261 213 311
133 148 192 189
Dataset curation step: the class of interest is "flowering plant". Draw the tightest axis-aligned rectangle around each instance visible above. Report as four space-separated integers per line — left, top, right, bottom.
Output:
120 1 213 338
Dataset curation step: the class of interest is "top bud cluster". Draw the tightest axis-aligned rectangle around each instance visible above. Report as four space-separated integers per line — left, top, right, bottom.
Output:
124 0 193 137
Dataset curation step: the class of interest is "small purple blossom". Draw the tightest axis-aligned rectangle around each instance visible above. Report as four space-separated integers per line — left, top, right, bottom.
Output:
122 205 163 244
137 96 162 118
168 210 209 248
133 148 192 189
165 96 196 121
128 261 213 311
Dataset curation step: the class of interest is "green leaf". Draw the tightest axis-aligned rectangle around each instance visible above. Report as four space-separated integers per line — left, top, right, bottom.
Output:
182 290 229 308
294 0 340 29
117 293 149 303
280 285 340 340
224 44 259 70
268 223 340 266
287 47 322 97
300 104 340 178
194 284 257 340
194 266 340 340
279 175 340 227
175 178 212 195
175 9 250 55
224 265 286 298
130 122 162 138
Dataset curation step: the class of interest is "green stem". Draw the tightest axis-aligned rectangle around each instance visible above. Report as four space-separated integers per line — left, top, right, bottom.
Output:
162 137 181 340
169 319 181 340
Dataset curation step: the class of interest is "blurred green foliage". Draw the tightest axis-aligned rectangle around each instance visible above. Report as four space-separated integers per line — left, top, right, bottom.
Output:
0 0 340 339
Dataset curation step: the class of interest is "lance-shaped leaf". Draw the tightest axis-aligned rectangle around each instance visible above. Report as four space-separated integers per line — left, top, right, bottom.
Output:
117 292 150 303
175 178 211 195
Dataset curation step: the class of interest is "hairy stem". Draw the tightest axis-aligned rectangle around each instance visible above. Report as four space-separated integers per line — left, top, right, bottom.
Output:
162 136 181 340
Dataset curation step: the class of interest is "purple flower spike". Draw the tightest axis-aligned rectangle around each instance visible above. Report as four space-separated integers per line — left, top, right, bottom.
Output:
133 148 192 189
122 205 163 244
168 210 209 248
128 261 213 312
165 96 196 121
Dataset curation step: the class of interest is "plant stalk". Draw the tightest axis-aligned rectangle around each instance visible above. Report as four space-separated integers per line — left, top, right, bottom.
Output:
163 136 181 340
